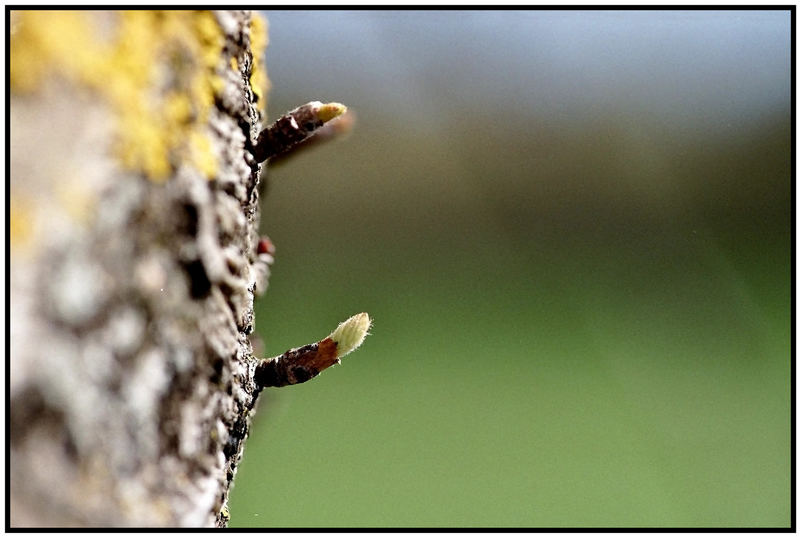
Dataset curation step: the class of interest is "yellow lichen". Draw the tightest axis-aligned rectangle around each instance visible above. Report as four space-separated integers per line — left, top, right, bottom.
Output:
187 129 217 180
193 11 224 69
9 195 34 248
10 11 98 93
164 92 193 125
56 174 98 225
9 10 233 182
249 12 269 113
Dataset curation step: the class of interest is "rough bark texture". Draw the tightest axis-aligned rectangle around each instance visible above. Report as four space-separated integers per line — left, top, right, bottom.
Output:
10 10 270 527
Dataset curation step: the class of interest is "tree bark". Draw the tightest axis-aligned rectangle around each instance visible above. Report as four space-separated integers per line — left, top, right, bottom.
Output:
10 10 271 527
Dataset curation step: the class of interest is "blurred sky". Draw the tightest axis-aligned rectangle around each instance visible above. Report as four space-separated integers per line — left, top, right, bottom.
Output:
263 10 789 131
258 9 790 245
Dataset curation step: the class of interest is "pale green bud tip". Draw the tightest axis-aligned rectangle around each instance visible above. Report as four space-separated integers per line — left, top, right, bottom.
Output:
317 102 347 123
329 312 371 358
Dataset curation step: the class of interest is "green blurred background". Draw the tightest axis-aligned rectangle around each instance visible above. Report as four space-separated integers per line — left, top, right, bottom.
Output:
229 10 791 527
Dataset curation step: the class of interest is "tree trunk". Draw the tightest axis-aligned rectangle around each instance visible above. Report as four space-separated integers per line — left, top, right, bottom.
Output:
10 10 271 527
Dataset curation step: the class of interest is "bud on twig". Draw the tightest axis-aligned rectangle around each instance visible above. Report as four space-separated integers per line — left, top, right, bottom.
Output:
254 313 371 389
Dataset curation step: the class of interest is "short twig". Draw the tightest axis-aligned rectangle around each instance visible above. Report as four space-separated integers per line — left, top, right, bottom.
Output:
252 101 347 163
267 107 355 166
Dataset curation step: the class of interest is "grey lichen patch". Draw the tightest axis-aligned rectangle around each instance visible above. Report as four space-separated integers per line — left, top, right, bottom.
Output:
45 251 111 327
103 306 147 358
